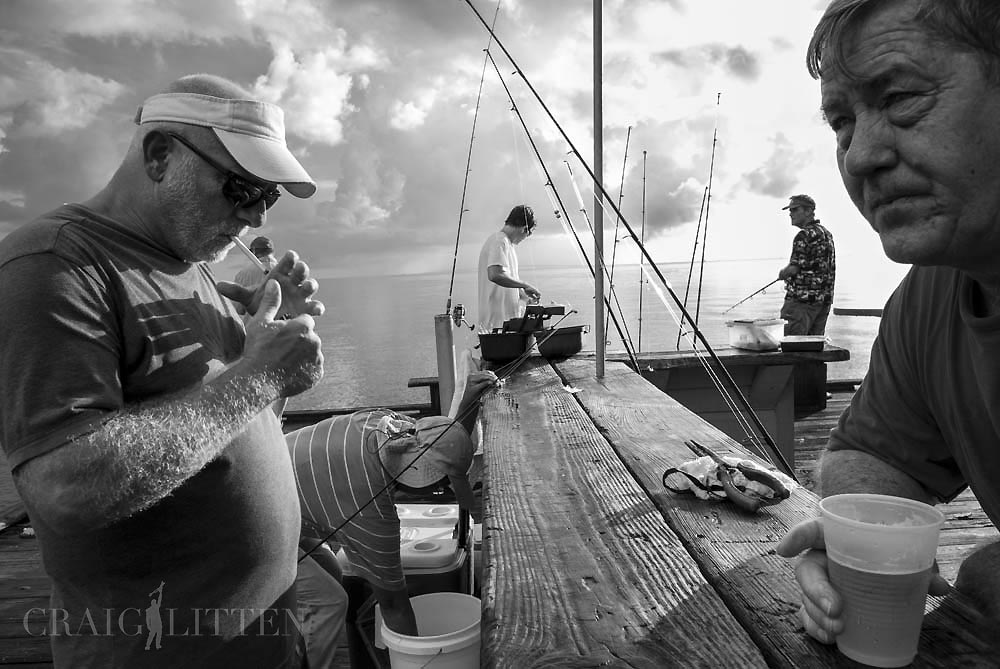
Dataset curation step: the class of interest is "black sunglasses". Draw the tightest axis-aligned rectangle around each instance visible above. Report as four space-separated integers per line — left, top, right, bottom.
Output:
166 132 281 210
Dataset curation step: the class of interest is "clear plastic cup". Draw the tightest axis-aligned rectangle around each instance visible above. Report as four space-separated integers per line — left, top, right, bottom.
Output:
820 494 945 668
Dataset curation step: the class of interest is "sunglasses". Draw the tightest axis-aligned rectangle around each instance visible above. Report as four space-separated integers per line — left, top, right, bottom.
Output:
166 132 281 210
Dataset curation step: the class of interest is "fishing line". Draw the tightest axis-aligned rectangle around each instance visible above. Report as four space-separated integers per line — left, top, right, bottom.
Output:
676 186 708 349
694 93 722 333
298 309 577 564
605 125 632 344
462 0 795 479
638 150 647 353
639 264 766 459
298 377 497 563
446 0 504 315
583 177 771 461
487 49 639 370
562 160 638 364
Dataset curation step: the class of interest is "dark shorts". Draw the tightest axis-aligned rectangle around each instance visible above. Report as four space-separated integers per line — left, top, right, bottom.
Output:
194 583 307 669
780 298 831 336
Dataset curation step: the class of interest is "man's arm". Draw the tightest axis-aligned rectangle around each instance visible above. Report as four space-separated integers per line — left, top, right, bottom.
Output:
818 449 935 502
373 584 417 636
486 265 540 300
14 281 323 536
453 371 499 436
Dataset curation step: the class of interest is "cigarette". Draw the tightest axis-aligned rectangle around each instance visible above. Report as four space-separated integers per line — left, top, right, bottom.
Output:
231 236 266 271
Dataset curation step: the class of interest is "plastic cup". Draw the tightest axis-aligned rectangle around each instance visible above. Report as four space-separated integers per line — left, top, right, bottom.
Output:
820 494 945 668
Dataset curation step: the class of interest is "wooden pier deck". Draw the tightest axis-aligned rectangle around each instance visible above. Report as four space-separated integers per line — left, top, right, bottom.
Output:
1 366 997 666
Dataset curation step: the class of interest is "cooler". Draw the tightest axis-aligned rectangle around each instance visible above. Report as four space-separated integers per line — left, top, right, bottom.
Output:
336 503 472 596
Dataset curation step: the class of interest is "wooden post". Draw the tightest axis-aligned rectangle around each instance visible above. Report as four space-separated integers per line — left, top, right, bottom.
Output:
593 0 605 379
434 313 457 416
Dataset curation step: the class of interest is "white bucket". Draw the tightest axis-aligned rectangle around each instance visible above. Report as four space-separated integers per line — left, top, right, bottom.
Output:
380 592 481 669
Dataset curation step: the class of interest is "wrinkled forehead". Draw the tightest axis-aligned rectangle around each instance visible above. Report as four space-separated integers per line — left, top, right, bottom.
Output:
816 0 928 80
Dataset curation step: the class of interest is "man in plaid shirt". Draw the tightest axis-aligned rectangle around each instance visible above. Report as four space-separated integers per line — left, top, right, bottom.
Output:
777 194 836 335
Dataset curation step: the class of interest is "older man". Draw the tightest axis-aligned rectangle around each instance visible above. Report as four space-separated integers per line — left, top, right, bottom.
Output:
0 74 324 667
776 0 1000 643
777 194 836 336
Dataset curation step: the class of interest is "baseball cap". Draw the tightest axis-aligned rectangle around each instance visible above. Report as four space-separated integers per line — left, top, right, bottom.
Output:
782 194 816 210
378 415 476 510
135 92 316 198
250 236 274 253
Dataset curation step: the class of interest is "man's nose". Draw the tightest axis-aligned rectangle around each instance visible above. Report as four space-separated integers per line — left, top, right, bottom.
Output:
843 112 897 177
236 201 267 228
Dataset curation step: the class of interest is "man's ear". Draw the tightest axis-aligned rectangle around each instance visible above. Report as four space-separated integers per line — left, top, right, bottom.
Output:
142 130 172 183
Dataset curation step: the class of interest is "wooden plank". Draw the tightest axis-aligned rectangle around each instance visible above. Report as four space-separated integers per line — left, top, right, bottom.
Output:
551 357 1000 668
480 357 767 668
833 307 883 317
612 346 850 370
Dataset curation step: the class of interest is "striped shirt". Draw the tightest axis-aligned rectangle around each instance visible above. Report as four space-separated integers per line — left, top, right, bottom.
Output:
288 410 410 591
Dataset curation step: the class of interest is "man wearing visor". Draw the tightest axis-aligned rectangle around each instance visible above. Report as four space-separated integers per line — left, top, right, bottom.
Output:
0 74 323 667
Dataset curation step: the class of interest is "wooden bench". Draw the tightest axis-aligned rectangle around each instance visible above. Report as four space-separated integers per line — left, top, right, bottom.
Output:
608 346 850 467
407 376 441 416
478 356 1000 667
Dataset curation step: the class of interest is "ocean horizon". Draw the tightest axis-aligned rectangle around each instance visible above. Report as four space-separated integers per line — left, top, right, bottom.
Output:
285 257 910 412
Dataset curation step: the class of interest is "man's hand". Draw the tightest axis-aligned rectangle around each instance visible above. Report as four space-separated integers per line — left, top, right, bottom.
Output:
776 517 952 643
241 280 324 398
463 370 499 401
775 518 844 643
522 285 541 303
456 370 499 435
778 264 798 281
217 250 325 319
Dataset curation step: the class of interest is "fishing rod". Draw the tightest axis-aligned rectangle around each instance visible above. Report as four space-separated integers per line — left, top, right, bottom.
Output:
446 0 503 315
605 125 631 344
637 150 646 353
563 161 639 364
694 93 721 333
461 0 795 479
723 278 782 314
485 49 639 371
676 186 708 350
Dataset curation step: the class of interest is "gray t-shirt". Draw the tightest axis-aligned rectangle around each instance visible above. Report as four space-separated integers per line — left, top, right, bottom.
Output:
0 205 300 667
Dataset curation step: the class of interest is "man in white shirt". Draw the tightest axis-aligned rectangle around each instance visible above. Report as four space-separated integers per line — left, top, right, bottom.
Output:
234 235 278 289
477 204 541 333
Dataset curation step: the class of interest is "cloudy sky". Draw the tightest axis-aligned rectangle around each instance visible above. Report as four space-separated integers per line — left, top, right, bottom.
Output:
0 0 907 284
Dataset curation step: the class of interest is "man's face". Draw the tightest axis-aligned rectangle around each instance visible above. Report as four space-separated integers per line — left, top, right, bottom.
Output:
158 136 268 263
819 0 1000 272
510 224 533 245
788 205 813 228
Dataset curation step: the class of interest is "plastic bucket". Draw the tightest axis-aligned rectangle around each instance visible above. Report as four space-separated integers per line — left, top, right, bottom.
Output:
380 592 481 668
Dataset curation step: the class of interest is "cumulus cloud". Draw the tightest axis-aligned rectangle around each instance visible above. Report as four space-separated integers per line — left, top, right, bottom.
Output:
740 133 812 198
9 64 126 139
253 44 356 146
0 0 842 271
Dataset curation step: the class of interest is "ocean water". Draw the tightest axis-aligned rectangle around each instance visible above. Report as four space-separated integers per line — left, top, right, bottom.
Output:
288 257 909 411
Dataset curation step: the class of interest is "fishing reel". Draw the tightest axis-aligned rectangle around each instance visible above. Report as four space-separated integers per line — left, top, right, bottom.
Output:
452 303 474 330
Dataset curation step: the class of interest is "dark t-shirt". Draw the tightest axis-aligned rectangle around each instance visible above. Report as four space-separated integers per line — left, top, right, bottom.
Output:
0 205 300 667
829 265 1000 524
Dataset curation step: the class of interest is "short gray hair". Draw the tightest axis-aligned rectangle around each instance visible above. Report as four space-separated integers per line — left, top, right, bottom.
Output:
807 0 1000 83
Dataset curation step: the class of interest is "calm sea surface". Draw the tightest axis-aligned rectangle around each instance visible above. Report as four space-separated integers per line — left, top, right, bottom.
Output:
288 257 910 411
